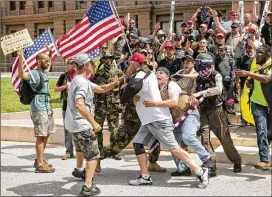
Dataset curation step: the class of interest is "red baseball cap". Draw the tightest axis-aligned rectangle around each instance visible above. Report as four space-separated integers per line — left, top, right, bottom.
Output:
216 33 225 39
127 52 146 64
164 42 175 50
230 10 237 16
187 20 193 25
247 26 257 33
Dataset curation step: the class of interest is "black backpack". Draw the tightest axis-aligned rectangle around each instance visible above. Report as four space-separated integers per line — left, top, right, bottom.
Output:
120 71 151 104
18 72 49 105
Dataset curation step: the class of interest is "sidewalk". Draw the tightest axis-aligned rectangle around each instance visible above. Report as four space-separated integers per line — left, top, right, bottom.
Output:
1 141 271 196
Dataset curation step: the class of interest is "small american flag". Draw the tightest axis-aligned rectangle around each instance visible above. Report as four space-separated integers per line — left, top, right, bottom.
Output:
11 29 57 91
57 1 122 60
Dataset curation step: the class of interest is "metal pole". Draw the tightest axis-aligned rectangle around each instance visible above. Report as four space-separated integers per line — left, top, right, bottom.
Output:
109 1 133 56
169 1 175 40
22 55 36 83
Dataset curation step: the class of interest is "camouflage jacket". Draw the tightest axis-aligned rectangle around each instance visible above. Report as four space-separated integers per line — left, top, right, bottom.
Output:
92 63 123 106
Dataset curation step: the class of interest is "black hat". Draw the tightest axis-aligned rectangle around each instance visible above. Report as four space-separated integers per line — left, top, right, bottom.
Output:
180 22 187 27
181 55 195 62
174 34 182 40
231 22 240 28
268 13 272 18
156 67 170 76
101 51 115 60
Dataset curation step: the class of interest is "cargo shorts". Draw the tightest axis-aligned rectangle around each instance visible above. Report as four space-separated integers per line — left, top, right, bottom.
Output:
30 110 55 137
72 129 100 161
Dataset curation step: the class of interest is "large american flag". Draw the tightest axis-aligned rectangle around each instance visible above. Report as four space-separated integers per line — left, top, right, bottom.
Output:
57 1 122 60
11 29 57 91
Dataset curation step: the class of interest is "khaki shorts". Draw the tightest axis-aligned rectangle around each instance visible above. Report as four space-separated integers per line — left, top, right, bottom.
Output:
30 110 55 137
72 129 100 161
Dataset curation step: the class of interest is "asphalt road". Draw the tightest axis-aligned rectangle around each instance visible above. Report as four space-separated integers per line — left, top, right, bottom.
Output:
1 141 271 196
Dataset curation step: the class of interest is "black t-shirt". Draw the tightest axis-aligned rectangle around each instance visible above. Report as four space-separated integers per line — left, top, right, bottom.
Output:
157 57 184 75
195 33 215 46
239 55 253 87
261 23 272 46
122 43 140 56
56 73 68 111
175 47 187 59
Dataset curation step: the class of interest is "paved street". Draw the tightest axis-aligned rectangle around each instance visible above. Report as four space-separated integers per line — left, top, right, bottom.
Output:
1 141 271 196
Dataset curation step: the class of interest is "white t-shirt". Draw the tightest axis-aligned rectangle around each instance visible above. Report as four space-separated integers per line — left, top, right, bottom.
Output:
167 81 182 98
135 71 172 125
65 75 98 133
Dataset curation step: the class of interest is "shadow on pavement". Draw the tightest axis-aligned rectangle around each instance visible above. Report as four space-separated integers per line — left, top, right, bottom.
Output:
7 177 81 196
1 165 36 173
17 153 62 162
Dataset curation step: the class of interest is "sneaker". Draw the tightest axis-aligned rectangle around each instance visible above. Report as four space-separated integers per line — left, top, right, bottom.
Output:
234 163 242 173
72 168 85 180
33 159 52 168
80 183 101 196
171 168 191 176
35 163 55 173
254 162 270 171
202 159 217 177
148 162 167 172
95 160 101 173
129 175 152 186
196 168 209 189
112 154 122 160
62 153 74 160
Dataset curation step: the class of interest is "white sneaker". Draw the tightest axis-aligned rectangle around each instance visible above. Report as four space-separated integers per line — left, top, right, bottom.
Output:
129 175 152 186
196 167 209 189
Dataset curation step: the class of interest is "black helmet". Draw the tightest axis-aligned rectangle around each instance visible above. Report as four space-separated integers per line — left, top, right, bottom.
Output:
195 53 215 67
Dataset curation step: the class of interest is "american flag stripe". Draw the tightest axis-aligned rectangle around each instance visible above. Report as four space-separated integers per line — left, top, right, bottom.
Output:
57 1 123 60
11 41 57 91
59 17 121 59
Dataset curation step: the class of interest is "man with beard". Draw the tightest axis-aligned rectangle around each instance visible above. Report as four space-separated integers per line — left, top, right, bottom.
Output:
55 57 78 160
17 49 55 173
158 42 183 75
152 22 167 62
236 45 272 170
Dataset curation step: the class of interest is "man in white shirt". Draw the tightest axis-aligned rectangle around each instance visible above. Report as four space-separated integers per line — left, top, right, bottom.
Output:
126 52 209 189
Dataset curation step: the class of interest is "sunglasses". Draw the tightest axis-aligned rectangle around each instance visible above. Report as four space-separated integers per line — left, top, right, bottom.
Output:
218 49 225 52
103 57 110 60
174 38 181 41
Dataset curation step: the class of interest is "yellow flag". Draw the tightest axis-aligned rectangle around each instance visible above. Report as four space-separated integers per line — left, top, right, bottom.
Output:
240 58 258 125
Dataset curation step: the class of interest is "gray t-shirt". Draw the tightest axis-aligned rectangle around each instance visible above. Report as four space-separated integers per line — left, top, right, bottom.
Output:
65 75 98 133
28 69 51 112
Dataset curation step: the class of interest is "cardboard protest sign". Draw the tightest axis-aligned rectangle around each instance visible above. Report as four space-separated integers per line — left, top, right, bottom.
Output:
1 29 33 55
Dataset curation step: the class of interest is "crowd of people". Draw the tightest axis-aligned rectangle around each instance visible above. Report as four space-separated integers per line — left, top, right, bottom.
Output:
17 4 271 197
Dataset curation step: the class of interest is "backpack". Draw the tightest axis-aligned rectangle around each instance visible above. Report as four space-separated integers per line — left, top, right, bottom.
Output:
18 72 49 105
120 71 151 104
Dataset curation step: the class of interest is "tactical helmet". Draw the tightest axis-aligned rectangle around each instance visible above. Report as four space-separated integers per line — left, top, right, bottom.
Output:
195 53 215 67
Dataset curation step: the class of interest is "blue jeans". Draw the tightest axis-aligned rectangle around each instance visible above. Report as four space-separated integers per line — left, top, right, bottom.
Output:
251 102 270 162
63 110 74 155
173 109 210 171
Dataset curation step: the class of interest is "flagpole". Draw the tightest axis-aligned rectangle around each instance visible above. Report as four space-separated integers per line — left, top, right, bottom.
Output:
109 1 133 56
22 55 36 83
169 1 175 40
47 28 66 73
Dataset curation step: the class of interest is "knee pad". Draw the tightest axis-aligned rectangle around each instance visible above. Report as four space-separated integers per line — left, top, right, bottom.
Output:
133 143 145 155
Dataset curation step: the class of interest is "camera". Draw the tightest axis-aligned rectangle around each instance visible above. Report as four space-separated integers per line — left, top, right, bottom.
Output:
244 33 253 40
187 35 194 42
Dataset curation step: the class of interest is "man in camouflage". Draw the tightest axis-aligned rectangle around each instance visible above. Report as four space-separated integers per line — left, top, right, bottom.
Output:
111 63 167 172
92 52 123 172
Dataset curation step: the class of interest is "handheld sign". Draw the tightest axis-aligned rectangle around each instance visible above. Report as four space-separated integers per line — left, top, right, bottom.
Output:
1 29 33 55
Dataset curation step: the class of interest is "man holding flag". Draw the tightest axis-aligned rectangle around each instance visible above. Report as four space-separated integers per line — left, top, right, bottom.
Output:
13 29 58 173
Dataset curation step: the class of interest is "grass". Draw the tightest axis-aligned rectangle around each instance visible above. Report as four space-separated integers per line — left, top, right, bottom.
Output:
1 78 62 113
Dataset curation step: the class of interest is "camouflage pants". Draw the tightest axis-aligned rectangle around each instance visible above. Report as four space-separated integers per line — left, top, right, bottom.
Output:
94 102 120 159
72 129 100 161
112 119 161 163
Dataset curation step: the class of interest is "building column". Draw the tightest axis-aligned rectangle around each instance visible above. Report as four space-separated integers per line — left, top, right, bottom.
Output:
65 19 76 33
25 1 34 15
25 22 35 40
138 11 151 36
53 20 64 39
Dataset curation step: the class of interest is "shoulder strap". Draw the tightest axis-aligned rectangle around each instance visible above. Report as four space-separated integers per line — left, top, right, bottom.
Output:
36 71 45 92
143 71 152 80
225 32 231 42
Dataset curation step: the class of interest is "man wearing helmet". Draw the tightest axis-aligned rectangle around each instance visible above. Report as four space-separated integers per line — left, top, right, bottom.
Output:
152 22 167 62
193 53 242 177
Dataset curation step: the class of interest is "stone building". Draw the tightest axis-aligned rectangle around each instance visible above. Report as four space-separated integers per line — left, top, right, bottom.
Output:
0 1 268 72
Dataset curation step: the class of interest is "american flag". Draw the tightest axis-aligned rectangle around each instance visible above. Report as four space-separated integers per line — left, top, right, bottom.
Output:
11 29 57 91
57 1 122 60
89 47 100 58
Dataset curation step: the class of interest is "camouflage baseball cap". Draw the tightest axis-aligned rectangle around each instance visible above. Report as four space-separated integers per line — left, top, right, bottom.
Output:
75 53 96 66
